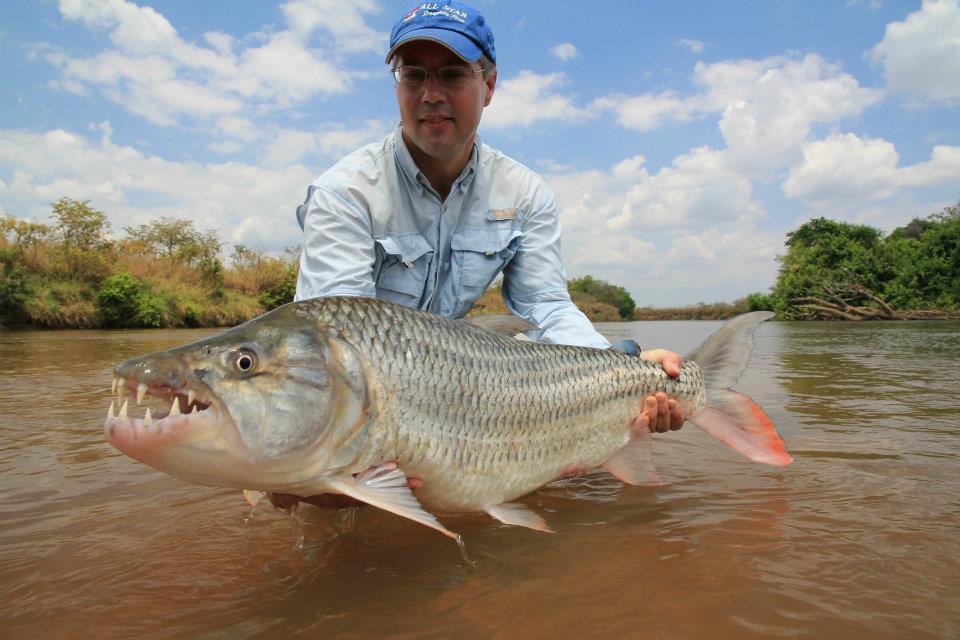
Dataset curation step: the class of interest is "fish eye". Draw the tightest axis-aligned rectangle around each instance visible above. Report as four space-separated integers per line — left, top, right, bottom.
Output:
231 349 258 374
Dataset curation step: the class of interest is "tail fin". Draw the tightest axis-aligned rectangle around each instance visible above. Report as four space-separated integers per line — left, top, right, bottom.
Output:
687 312 792 466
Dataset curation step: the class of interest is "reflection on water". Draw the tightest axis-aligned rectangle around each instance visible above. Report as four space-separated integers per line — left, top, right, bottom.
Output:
1 321 958 639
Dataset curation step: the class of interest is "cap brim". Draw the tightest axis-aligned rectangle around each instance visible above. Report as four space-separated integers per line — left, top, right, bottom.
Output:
385 28 483 64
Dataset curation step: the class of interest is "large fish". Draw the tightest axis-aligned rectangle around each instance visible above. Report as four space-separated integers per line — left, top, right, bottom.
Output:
104 297 790 541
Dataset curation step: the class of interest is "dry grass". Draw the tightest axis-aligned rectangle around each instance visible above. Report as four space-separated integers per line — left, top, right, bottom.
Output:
632 300 747 321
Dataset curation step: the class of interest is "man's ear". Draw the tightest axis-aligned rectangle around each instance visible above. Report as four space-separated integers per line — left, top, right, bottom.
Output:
483 69 497 107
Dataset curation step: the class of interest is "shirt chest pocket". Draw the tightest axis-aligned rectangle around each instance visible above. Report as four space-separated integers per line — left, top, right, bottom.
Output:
374 233 434 306
450 226 523 314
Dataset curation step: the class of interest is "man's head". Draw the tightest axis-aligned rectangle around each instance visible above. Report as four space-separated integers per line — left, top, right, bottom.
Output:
387 2 497 170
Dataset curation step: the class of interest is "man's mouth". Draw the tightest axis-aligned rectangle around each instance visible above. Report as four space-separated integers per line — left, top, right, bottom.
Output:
421 114 452 124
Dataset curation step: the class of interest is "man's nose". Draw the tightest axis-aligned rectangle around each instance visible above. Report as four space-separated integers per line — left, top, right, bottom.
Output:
421 73 446 103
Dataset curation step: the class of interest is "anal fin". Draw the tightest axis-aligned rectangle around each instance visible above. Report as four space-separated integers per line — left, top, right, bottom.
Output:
602 430 660 486
485 502 553 533
326 463 459 541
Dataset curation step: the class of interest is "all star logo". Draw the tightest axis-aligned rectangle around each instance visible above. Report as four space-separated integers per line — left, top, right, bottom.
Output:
403 5 421 21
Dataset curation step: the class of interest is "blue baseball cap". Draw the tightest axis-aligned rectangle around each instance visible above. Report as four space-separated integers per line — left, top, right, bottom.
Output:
386 2 496 65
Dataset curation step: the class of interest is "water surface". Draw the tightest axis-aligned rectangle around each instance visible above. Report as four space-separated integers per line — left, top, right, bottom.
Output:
1 320 958 639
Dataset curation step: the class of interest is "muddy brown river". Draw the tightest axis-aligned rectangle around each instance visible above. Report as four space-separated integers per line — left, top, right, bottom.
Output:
1 319 958 639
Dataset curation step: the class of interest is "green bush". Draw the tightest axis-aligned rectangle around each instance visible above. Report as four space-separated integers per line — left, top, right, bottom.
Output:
258 264 297 310
568 275 636 319
98 274 170 328
181 301 203 327
133 291 168 328
744 291 777 312
0 248 31 324
98 272 143 326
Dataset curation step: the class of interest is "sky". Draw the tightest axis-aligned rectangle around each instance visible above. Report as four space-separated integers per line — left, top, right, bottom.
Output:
1 0 959 306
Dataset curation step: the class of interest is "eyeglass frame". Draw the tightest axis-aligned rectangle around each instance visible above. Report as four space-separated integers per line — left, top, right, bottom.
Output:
391 64 485 89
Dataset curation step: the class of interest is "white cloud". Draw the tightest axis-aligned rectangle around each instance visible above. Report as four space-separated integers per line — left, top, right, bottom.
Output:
868 0 960 102
591 91 693 132
593 54 880 176
677 38 705 54
483 71 593 128
0 126 312 250
549 43 579 61
539 148 776 305
591 54 880 177
704 54 882 175
783 132 960 209
281 0 386 53
47 0 372 128
262 119 391 166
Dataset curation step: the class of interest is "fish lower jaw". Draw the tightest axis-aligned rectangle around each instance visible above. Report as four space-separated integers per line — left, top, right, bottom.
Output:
104 408 236 462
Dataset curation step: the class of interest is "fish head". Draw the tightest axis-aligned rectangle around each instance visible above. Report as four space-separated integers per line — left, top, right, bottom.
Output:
104 303 368 490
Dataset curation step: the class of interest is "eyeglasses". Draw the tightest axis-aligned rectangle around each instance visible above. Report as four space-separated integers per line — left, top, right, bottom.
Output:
391 65 482 88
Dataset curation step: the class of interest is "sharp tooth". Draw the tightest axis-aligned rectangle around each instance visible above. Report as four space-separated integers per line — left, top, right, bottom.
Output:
136 383 147 405
187 389 195 407
170 397 181 416
190 405 198 414
111 376 118 395
118 386 126 403
108 400 115 419
119 400 128 419
144 407 153 425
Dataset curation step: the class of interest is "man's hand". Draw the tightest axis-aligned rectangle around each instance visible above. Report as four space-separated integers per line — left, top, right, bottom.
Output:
629 349 685 435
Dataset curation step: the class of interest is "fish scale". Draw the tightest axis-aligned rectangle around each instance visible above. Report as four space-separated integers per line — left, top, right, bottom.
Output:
308 297 706 511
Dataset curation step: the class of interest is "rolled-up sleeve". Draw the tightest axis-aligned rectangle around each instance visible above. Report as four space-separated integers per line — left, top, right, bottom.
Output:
500 188 611 349
295 185 378 301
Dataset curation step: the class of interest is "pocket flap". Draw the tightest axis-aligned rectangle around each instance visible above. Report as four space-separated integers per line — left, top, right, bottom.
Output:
451 228 523 255
375 233 433 263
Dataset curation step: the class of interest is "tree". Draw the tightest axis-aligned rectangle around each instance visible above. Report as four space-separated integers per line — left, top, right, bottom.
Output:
773 217 889 315
124 217 221 266
125 217 194 259
568 275 636 319
51 198 110 250
772 206 960 319
1 216 52 254
176 229 222 267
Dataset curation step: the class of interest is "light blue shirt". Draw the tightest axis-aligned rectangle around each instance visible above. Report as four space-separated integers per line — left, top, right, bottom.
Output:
294 126 610 349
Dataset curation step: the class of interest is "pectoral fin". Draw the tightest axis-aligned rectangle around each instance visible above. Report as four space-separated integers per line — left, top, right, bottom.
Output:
462 314 537 337
602 431 660 486
326 463 459 541
242 489 265 507
485 502 553 533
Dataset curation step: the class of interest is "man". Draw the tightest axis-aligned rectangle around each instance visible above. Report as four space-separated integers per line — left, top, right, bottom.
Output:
295 1 683 440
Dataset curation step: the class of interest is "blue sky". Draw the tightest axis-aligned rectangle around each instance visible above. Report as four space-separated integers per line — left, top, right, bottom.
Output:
1 0 958 306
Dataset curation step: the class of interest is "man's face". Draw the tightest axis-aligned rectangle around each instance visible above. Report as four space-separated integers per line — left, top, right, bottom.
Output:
394 40 496 167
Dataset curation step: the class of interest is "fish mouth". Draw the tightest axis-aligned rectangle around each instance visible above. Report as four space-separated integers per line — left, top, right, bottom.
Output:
103 372 244 475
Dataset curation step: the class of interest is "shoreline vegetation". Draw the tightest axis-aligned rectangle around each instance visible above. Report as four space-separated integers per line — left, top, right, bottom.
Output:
2 198 958 330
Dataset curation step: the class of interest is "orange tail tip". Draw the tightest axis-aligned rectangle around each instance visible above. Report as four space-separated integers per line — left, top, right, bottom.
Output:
691 390 792 466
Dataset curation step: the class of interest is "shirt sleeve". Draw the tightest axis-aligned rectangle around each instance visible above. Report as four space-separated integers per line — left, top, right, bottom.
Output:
294 184 378 301
500 187 612 349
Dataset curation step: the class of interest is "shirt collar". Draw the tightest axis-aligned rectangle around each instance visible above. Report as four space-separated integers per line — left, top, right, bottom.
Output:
393 123 480 196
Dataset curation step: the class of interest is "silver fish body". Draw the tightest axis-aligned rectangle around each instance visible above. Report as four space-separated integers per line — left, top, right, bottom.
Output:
104 297 789 538
310 297 703 512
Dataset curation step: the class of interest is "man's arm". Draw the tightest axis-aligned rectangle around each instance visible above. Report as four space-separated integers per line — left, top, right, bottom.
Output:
500 190 611 348
295 185 377 301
